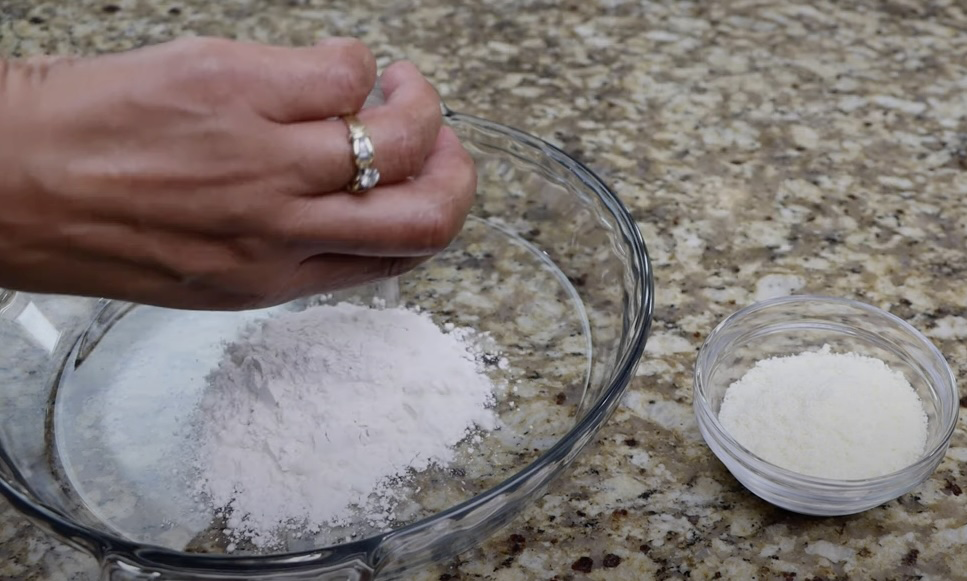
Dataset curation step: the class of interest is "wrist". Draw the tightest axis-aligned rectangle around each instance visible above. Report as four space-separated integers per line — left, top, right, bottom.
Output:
0 58 51 291
0 56 75 199
0 59 36 198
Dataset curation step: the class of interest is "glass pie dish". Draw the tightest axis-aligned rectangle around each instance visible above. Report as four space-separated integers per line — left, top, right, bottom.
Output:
0 108 653 580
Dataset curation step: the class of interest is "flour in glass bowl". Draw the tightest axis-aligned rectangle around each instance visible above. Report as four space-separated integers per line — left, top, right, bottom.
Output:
718 345 928 480
190 302 500 550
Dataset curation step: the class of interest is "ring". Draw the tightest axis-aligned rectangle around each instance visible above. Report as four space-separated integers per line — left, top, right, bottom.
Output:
342 114 380 193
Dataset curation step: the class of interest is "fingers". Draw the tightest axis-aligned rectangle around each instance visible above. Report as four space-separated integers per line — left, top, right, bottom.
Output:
162 36 377 124
274 126 477 256
246 38 377 123
284 254 426 299
278 60 443 192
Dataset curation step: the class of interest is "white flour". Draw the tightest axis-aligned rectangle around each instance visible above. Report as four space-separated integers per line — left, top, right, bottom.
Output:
718 345 928 480
192 302 498 549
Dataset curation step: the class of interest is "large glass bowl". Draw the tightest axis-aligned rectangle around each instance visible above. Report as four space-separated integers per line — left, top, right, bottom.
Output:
0 109 653 580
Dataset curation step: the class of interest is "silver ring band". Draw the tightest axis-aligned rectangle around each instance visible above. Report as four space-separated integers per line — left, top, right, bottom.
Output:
343 114 380 193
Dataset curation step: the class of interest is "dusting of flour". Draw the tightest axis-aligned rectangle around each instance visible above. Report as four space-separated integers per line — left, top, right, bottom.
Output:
718 345 928 480
191 302 498 549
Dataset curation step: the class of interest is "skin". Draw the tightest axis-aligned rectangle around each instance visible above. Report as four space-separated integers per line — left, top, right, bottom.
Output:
0 36 477 310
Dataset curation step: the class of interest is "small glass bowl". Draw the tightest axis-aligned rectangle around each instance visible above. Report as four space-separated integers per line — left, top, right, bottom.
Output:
693 295 959 516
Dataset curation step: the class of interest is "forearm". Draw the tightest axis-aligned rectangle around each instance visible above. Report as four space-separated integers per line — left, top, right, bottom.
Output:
0 57 43 202
0 58 22 193
0 58 30 283
0 56 64 292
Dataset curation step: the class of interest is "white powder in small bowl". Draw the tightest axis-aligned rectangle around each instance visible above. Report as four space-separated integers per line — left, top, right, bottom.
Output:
718 345 928 480
191 302 500 549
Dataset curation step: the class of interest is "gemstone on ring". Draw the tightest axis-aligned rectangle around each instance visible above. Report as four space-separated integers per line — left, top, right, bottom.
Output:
356 167 381 191
343 114 379 193
352 134 375 164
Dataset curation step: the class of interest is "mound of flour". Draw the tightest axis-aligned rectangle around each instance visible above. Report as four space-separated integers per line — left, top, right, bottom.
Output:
192 302 498 549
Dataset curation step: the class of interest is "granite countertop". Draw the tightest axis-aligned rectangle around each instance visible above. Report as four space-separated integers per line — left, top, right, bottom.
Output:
2 0 967 579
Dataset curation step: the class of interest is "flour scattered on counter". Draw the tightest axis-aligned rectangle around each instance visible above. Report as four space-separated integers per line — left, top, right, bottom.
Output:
718 345 927 479
191 303 499 549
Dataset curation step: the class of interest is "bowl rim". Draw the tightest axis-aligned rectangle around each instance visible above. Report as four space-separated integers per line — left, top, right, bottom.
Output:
693 293 959 488
0 109 655 573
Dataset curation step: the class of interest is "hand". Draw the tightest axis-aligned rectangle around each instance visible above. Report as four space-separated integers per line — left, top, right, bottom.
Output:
0 37 475 310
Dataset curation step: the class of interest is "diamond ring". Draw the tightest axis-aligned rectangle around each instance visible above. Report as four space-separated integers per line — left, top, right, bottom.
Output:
342 114 380 193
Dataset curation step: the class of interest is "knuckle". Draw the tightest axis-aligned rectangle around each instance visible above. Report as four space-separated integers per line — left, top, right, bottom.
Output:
181 36 234 65
178 38 246 94
338 38 377 86
385 112 440 178
438 143 477 217
387 118 429 177
416 79 443 114
417 202 463 253
458 148 479 203
414 90 443 138
327 48 376 103
378 69 442 178
419 154 477 253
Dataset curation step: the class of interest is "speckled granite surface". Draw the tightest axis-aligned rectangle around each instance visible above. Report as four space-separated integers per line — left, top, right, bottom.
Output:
2 0 967 579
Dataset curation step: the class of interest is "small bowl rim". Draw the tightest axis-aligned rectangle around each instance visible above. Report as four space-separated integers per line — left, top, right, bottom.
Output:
694 294 959 489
